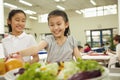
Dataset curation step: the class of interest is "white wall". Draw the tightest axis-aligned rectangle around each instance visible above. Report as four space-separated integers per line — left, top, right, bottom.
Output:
118 0 120 34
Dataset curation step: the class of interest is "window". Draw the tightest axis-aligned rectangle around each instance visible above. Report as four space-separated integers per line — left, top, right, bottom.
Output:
104 5 117 15
84 8 96 17
85 28 117 48
82 4 117 18
97 7 103 16
38 14 48 23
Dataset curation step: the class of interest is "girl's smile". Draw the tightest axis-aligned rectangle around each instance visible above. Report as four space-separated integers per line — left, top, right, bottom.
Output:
48 16 68 38
8 13 26 36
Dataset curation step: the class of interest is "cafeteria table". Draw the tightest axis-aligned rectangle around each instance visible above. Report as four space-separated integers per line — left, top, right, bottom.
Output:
82 53 110 66
82 54 110 60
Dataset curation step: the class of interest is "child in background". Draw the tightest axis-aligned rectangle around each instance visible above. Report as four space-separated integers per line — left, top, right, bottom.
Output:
108 35 120 68
2 9 39 64
11 9 81 63
78 45 84 53
78 45 85 56
84 43 91 53
104 42 110 51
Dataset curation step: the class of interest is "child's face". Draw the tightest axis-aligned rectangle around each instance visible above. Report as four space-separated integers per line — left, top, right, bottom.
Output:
8 13 26 34
79 48 84 52
48 16 68 38
113 40 118 45
84 45 88 48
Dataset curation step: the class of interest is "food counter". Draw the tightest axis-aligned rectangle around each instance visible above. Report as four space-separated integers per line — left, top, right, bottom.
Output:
1 50 120 80
109 68 120 80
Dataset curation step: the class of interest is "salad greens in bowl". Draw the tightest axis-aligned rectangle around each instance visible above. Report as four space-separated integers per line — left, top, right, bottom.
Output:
4 58 109 80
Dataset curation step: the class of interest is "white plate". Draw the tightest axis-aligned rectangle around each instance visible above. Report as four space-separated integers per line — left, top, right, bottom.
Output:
4 67 109 80
4 68 20 80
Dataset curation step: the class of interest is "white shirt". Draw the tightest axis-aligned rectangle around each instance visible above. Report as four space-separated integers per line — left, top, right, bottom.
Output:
1 32 37 62
116 43 120 59
108 43 120 68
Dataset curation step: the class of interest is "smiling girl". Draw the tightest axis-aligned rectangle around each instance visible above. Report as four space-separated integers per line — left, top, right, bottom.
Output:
2 9 39 64
12 9 81 63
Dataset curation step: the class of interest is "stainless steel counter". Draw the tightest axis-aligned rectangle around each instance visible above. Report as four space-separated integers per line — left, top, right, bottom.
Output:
109 68 120 80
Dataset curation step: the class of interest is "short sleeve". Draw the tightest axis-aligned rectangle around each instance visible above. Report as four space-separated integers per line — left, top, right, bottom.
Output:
44 35 52 44
43 35 53 49
0 43 6 57
71 36 78 48
68 35 78 49
1 38 9 57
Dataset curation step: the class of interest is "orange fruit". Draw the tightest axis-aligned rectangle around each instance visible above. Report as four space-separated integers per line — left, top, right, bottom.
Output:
5 58 24 72
0 61 6 75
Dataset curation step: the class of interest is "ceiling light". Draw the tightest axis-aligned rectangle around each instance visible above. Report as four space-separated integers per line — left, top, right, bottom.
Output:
19 0 32 6
90 0 96 6
24 10 36 15
75 10 82 14
54 0 66 2
54 0 60 2
56 5 65 10
4 2 17 9
62 0 66 1
29 16 37 20
80 10 85 13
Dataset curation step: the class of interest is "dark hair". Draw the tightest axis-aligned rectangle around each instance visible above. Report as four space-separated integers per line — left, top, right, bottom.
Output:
84 43 91 48
113 35 120 43
47 9 70 36
7 9 26 32
78 45 83 49
101 43 104 47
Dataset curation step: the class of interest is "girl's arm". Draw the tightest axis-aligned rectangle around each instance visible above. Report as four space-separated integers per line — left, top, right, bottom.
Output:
73 47 82 59
17 40 48 57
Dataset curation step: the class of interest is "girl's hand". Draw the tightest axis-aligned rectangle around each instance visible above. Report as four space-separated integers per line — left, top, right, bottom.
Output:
9 52 24 62
9 52 19 58
4 54 13 62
